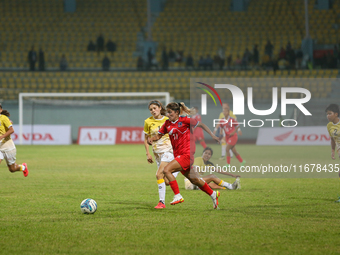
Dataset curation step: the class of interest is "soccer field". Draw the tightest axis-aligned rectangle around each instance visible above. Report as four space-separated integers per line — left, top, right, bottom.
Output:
1 144 340 254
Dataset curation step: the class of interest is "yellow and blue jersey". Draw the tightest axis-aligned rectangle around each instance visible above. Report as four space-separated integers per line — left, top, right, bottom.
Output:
327 121 340 151
144 116 172 154
0 114 13 143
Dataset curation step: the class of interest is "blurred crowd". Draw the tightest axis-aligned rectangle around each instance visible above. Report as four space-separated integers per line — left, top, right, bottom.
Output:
137 41 340 72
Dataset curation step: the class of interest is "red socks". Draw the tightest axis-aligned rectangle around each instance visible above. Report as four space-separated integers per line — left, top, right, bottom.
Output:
236 155 243 163
199 182 214 196
169 180 180 195
227 155 243 164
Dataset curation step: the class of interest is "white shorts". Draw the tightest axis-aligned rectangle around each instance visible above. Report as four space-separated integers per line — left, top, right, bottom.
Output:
0 140 17 166
154 151 175 168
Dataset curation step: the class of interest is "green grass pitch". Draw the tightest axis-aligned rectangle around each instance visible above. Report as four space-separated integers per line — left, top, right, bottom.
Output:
1 144 340 254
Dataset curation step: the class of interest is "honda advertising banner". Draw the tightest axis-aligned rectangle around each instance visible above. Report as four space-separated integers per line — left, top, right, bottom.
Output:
12 125 71 145
256 126 330 145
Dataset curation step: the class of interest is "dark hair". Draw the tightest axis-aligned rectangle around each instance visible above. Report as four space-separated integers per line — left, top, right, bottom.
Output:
325 104 340 117
166 102 191 115
203 146 213 156
0 104 10 117
148 100 166 116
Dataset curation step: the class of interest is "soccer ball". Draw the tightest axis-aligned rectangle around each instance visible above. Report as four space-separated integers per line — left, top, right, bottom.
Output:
80 198 97 214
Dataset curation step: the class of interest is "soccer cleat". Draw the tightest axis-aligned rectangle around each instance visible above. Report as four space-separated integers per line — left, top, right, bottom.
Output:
335 196 340 203
219 156 226 160
170 194 184 205
22 163 29 177
240 160 246 167
235 177 241 189
212 191 220 209
225 164 230 168
231 177 241 190
154 201 166 209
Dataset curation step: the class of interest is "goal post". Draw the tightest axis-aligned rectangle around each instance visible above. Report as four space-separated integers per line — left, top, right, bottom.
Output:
18 92 171 145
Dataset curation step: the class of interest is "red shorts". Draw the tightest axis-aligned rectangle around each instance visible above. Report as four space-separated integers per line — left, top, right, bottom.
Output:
193 128 204 141
226 134 238 146
174 154 194 174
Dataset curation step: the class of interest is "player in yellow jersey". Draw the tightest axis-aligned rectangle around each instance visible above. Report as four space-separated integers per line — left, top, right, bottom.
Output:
326 104 340 202
0 104 28 177
214 103 242 160
144 100 178 209
184 147 240 190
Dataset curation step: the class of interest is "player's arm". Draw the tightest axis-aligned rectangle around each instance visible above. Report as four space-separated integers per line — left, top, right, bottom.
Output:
0 126 14 142
148 133 163 143
213 167 241 178
196 122 219 143
149 122 166 143
331 137 336 160
144 134 154 164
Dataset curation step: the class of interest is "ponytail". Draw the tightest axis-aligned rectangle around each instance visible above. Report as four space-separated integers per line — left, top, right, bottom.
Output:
166 102 191 116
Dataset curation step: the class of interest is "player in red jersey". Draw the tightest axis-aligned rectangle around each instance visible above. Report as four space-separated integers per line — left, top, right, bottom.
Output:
217 105 245 167
191 106 207 149
149 102 221 209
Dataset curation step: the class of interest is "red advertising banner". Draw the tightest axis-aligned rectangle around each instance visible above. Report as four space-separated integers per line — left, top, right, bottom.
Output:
77 127 144 145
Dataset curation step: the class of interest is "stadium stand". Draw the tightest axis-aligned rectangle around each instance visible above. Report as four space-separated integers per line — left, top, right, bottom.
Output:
0 70 337 101
0 0 146 69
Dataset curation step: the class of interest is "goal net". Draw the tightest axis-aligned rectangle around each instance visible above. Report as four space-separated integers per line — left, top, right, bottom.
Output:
18 92 171 144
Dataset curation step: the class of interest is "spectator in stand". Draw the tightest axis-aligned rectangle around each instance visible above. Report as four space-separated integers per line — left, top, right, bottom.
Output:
106 40 116 56
87 40 96 51
287 48 296 70
279 47 286 60
161 46 169 70
175 50 184 63
169 48 176 62
96 34 104 53
59 54 68 71
204 54 213 70
234 54 242 69
38 48 45 71
265 40 274 58
241 48 251 70
151 56 159 70
296 49 303 69
227 53 232 69
102 55 110 71
217 45 225 70
198 56 205 70
253 45 259 68
185 54 194 70
28 46 37 71
137 56 144 70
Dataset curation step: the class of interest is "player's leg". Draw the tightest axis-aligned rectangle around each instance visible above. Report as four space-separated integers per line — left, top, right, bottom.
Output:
183 169 220 209
231 146 245 165
220 135 226 160
163 159 184 205
4 149 28 177
226 143 234 166
203 174 234 190
155 161 168 209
